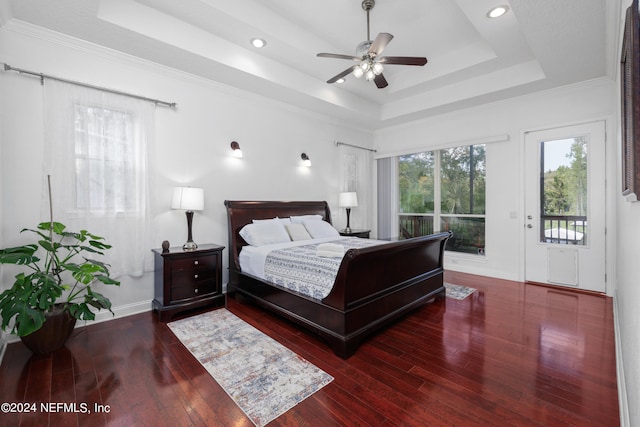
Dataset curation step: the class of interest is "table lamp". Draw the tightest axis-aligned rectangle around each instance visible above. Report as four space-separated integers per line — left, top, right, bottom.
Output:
171 186 204 251
338 192 358 233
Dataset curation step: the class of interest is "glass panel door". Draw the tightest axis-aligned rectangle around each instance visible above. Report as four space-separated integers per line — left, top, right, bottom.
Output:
524 121 606 292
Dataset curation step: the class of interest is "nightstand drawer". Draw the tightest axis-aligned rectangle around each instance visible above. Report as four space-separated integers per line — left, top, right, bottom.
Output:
171 267 216 285
171 279 215 301
171 254 216 271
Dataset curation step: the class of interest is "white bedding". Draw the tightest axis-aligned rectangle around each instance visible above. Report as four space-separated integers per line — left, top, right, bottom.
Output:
239 236 348 278
239 236 386 300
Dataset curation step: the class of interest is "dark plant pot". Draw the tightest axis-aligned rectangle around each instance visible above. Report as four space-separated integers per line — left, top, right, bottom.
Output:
20 306 77 354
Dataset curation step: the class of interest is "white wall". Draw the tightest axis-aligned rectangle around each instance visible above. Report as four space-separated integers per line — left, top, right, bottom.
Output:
0 48 5 355
613 1 640 424
0 23 373 325
374 79 617 284
615 191 640 427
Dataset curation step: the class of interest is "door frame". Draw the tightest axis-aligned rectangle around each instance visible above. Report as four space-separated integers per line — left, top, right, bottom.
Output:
520 118 614 296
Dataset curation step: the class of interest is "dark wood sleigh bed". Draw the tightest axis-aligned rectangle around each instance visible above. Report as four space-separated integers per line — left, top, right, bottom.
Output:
224 200 452 358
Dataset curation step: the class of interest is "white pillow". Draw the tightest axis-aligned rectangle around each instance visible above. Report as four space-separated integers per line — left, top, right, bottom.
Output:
239 221 291 246
285 223 312 241
303 220 340 239
252 217 291 224
291 214 323 224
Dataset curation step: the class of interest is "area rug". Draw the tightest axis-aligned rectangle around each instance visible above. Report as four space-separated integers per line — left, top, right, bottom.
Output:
444 282 477 300
167 309 333 427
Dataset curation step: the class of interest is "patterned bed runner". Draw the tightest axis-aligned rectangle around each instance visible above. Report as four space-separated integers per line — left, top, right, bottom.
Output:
264 237 383 300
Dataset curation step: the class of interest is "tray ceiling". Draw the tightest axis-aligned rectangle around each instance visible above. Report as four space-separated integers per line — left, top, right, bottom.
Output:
0 0 618 129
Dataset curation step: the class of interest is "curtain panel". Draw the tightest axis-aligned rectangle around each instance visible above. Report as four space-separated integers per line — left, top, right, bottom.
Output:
43 80 155 277
376 156 397 239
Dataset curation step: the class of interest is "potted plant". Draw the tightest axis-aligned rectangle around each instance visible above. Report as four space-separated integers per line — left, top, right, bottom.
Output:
0 180 120 354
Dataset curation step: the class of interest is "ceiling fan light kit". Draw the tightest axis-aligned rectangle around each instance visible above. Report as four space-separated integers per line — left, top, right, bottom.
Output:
317 0 427 89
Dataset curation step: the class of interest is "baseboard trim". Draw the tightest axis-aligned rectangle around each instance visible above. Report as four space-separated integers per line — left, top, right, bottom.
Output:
0 300 153 346
613 296 630 427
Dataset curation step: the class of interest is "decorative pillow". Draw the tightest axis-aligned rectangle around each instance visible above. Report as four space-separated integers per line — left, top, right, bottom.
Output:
239 221 291 246
290 214 323 224
303 220 340 239
284 223 312 241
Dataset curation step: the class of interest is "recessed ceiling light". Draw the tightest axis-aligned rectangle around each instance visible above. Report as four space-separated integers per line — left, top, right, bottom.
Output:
487 5 509 18
250 38 266 48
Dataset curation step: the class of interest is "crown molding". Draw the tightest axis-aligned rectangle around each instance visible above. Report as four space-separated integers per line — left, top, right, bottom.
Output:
1 20 372 133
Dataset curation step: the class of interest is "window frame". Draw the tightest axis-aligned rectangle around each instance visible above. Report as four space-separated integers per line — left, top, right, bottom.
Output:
398 144 486 255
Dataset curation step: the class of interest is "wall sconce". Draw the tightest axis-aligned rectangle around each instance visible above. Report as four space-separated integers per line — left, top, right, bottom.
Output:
301 153 312 167
230 141 243 158
171 186 204 251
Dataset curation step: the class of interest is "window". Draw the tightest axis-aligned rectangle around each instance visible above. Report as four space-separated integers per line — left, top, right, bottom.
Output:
74 104 144 214
399 145 486 254
540 137 587 245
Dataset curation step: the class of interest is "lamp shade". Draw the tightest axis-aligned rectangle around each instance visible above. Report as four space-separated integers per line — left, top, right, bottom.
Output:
339 192 358 208
171 187 204 211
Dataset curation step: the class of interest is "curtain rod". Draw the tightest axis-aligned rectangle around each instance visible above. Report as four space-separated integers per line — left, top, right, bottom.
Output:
2 63 176 109
335 141 377 152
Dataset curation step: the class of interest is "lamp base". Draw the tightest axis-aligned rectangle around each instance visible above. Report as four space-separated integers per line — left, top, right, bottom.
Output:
345 207 352 233
183 240 198 251
183 210 197 251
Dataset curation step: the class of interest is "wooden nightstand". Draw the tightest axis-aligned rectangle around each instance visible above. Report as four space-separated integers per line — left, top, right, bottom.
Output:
152 244 225 321
339 229 371 238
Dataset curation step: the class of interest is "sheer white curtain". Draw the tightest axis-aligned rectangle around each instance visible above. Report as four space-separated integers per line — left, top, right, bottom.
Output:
376 156 398 239
338 144 371 230
43 80 155 277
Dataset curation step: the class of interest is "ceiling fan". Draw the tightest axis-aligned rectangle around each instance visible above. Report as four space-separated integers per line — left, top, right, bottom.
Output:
317 0 427 89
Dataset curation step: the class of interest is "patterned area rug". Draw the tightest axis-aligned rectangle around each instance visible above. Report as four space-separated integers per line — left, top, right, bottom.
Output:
167 309 333 427
445 282 477 300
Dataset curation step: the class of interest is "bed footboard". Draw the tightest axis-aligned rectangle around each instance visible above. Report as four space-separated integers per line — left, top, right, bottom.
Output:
321 231 451 356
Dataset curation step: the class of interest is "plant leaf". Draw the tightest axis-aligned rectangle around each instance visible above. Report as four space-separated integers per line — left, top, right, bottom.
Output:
38 221 66 234
95 275 120 286
69 303 95 321
0 245 39 265
14 303 46 336
86 289 113 312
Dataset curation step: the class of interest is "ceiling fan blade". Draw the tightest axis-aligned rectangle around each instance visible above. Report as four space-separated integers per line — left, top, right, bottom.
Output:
378 56 428 66
327 65 359 84
369 33 393 56
374 73 388 89
317 53 361 61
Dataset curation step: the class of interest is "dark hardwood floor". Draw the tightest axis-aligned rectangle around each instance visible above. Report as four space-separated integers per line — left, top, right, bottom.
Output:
0 272 619 426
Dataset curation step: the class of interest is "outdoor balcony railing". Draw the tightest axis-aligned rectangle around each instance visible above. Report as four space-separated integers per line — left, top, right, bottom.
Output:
540 215 587 245
399 214 485 255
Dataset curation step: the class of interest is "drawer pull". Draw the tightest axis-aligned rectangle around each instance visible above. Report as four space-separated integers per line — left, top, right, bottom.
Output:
194 260 199 265
194 288 198 294
194 274 199 279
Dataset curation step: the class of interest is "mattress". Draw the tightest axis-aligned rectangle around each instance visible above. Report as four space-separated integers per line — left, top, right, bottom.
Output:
239 236 385 300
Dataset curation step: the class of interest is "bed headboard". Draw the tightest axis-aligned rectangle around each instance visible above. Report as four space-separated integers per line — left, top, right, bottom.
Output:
224 200 332 270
